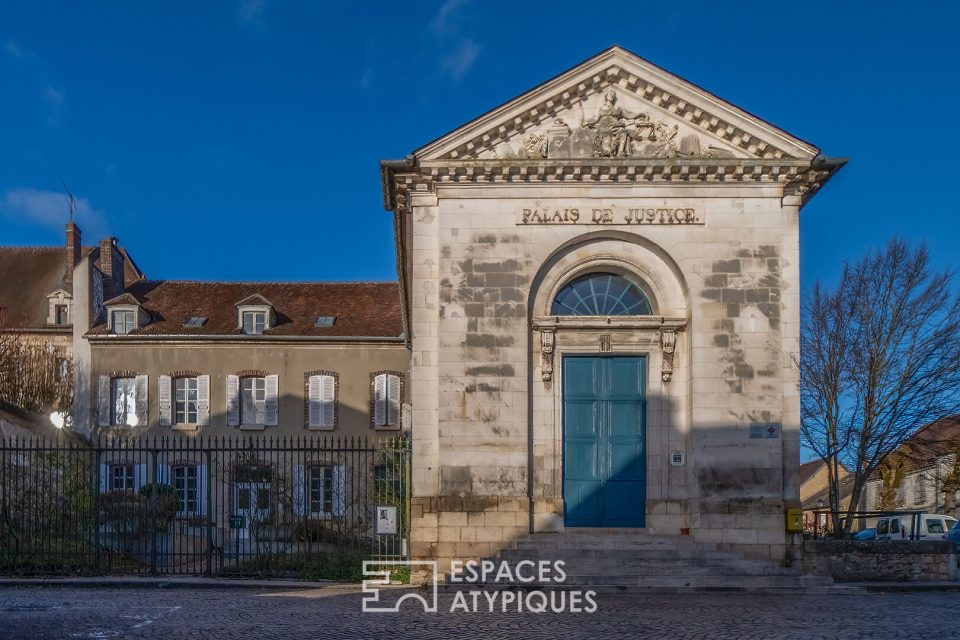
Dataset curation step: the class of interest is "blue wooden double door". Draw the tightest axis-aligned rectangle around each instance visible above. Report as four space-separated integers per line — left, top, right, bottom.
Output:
563 355 647 527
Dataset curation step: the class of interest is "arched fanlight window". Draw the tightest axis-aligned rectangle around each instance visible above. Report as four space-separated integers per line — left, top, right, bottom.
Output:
551 272 653 316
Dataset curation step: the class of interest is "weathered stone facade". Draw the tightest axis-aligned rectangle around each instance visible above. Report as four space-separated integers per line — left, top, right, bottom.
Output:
383 46 844 571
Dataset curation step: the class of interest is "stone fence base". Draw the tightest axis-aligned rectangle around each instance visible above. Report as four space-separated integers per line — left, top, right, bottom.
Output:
804 540 958 582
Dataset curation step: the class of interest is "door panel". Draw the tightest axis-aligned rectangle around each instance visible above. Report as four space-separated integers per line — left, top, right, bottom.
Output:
563 355 646 527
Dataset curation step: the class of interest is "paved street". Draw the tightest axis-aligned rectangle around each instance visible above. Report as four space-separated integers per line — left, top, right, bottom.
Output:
0 585 956 640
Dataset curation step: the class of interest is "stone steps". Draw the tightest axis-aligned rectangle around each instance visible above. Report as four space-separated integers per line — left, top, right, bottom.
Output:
445 530 832 591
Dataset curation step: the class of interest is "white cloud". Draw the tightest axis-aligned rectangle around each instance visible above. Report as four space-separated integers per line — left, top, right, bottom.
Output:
43 85 64 111
431 0 469 34
441 38 480 81
0 188 105 232
4 40 25 59
359 67 375 89
238 0 265 21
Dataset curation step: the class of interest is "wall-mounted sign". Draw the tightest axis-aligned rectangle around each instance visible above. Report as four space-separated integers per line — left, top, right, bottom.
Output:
670 450 685 467
750 423 781 439
375 505 398 535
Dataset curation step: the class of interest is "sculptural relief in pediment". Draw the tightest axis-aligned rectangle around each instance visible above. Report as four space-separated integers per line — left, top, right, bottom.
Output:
480 87 744 162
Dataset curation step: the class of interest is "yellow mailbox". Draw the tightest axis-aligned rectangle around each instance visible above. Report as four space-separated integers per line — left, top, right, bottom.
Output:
785 508 804 533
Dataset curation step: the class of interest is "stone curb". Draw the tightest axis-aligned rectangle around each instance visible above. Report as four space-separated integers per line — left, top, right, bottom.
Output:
854 581 960 593
0 577 361 590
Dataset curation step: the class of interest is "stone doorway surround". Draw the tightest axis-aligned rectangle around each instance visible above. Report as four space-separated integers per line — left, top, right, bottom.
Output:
529 235 688 535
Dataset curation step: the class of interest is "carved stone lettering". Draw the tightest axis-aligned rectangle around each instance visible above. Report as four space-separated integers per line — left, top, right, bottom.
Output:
517 204 702 225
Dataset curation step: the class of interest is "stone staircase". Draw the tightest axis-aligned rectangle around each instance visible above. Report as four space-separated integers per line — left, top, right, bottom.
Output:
446 529 862 593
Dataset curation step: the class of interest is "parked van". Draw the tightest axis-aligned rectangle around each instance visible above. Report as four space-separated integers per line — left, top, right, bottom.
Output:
875 513 958 540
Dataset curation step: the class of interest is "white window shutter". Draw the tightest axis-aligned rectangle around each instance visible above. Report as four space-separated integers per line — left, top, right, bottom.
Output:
374 374 386 426
293 464 306 516
387 374 401 427
226 375 240 426
135 374 149 427
98 375 110 427
333 465 346 517
197 465 208 516
264 374 279 426
197 464 209 516
197 375 210 426
158 375 172 427
99 463 110 492
133 463 148 490
320 375 336 428
157 464 171 485
308 375 322 428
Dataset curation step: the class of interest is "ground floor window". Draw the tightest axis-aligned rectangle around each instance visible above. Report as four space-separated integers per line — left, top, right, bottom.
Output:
309 466 334 516
174 465 199 514
111 464 134 491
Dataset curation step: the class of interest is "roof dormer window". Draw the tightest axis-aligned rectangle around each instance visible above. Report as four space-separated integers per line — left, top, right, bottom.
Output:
104 293 146 335
242 310 266 335
111 309 136 335
236 294 275 335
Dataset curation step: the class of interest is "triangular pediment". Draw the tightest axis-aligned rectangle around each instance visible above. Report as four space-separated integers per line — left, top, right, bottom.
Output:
416 46 819 163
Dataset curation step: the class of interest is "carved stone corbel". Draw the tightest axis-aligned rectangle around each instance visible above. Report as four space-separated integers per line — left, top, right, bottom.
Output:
660 329 677 383
540 329 556 383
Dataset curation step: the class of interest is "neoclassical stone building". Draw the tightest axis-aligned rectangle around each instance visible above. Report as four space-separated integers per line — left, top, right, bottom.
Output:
382 46 844 568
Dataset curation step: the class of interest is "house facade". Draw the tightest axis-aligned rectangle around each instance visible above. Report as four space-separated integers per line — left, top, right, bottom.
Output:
66 262 409 553
382 46 844 568
864 417 960 518
70 279 407 438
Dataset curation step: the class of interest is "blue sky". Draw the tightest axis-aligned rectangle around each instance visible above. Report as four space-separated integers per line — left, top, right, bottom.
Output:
1 1 958 288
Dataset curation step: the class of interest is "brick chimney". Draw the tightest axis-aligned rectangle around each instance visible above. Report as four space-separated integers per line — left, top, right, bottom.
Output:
65 221 82 285
99 236 123 299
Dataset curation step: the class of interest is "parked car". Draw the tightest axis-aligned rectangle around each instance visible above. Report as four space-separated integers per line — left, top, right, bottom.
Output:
853 528 876 540
944 521 960 549
875 514 958 540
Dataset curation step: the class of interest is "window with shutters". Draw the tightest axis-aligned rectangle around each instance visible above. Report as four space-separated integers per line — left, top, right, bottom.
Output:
305 371 338 429
914 476 927 505
111 464 135 492
111 377 136 426
174 377 199 424
241 376 267 425
174 465 199 515
242 311 266 335
372 371 403 428
111 309 136 335
309 466 335 516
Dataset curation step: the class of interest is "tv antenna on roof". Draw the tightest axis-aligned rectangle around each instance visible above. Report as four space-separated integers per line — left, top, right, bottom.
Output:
59 178 76 222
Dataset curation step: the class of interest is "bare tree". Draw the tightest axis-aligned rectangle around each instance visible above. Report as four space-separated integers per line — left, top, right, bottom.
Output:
800 238 960 536
0 311 73 414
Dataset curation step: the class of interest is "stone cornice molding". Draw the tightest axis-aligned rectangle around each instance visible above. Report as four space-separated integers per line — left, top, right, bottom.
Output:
383 157 844 215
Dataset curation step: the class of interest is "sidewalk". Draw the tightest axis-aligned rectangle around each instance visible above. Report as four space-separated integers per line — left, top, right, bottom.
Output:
1 575 958 593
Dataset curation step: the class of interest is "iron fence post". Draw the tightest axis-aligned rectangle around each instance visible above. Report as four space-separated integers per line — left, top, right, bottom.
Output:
205 446 213 576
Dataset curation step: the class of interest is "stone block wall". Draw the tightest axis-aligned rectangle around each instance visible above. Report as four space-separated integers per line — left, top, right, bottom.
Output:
804 540 958 582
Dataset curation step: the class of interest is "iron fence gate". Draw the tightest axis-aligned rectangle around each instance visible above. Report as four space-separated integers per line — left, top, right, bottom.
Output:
0 434 410 578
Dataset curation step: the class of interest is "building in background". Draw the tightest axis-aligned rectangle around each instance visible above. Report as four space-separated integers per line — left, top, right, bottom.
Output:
0 222 143 354
70 279 407 438
864 416 960 518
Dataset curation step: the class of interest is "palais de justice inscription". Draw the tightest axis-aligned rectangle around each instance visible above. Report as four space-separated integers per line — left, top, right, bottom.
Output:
517 205 702 225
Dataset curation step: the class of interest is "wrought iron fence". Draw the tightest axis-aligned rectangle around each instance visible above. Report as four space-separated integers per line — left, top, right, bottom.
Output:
0 434 410 578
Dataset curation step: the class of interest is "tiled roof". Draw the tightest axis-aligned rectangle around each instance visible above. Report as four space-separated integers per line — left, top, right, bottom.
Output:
87 280 403 338
901 415 960 463
799 459 823 486
0 247 75 330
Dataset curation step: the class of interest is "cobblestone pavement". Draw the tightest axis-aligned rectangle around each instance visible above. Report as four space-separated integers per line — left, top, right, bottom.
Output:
0 585 956 640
